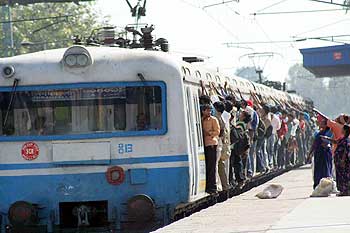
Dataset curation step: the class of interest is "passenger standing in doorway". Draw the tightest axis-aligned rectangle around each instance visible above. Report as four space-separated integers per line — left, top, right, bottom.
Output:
201 104 220 194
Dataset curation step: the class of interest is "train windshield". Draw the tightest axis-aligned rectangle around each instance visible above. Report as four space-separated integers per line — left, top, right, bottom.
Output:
0 83 164 138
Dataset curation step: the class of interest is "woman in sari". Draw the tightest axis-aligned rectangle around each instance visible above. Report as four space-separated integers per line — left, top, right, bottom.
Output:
333 125 350 196
307 120 333 189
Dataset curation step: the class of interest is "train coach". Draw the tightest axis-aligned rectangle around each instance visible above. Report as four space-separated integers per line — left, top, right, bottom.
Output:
0 45 308 232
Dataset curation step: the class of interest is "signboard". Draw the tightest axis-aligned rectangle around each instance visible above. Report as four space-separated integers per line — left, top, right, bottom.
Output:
300 44 350 77
28 88 126 102
0 0 94 6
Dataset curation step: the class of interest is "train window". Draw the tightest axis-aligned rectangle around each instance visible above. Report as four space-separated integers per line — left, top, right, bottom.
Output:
0 83 166 140
181 66 186 76
206 73 212 80
195 71 201 79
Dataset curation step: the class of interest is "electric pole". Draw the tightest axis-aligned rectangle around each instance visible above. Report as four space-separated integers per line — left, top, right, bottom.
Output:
256 69 263 84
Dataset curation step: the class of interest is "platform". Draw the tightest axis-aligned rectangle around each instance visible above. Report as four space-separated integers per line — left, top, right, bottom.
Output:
153 165 350 233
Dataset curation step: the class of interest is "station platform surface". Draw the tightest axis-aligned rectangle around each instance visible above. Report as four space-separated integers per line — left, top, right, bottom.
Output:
153 165 350 233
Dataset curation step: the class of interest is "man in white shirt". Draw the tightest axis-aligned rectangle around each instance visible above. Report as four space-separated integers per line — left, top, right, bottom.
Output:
267 107 281 169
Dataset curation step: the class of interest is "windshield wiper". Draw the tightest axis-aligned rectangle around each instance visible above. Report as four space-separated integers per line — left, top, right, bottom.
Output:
3 78 19 129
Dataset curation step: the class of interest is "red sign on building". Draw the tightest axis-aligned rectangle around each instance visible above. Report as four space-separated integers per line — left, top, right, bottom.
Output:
21 142 40 160
333 52 342 60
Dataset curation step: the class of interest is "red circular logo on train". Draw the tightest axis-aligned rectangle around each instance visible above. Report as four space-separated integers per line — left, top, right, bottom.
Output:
21 142 39 161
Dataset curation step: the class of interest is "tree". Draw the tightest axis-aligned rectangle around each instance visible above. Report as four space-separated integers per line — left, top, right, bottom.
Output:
286 63 350 118
235 66 267 83
0 2 108 57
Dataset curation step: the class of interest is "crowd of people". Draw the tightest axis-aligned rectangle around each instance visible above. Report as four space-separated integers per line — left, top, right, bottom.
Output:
308 112 350 196
200 89 350 196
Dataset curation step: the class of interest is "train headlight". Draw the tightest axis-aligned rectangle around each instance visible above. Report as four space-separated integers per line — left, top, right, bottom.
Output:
127 194 155 223
8 201 39 226
65 54 77 67
62 46 92 69
2 65 15 79
76 54 89 66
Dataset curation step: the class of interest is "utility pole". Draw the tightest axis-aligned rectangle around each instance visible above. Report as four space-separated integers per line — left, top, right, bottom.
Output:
1 5 14 57
256 69 263 84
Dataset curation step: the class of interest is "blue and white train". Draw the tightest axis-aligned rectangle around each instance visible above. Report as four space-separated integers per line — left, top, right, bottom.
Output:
0 45 309 232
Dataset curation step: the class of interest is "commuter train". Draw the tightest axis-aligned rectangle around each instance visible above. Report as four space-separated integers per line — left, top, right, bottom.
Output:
0 45 310 232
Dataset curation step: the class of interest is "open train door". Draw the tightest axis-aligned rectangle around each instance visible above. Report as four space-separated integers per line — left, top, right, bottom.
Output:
184 86 206 199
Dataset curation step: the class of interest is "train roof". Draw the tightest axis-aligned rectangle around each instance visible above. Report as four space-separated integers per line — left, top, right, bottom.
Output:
0 46 308 108
0 46 182 87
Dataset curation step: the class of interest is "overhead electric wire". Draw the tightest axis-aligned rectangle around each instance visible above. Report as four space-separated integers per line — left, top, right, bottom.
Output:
32 19 68 34
294 18 350 36
202 0 239 9
252 8 345 15
256 0 290 13
224 34 350 46
225 3 240 15
202 9 241 43
0 14 74 24
254 19 284 50
179 0 242 44
308 0 350 7
178 0 201 8
224 40 296 45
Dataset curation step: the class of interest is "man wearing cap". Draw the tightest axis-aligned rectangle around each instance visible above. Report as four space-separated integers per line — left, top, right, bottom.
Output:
242 100 259 178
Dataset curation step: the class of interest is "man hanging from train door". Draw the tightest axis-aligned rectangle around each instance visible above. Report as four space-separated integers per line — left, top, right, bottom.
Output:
201 104 221 194
213 101 231 191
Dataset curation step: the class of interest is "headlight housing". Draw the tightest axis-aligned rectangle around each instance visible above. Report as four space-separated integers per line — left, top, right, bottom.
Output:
62 46 92 68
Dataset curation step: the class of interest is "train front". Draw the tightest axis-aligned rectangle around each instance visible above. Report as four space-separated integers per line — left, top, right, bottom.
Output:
0 46 189 232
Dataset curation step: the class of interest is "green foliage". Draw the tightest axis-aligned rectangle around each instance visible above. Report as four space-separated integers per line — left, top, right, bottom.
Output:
1 2 107 57
286 63 350 118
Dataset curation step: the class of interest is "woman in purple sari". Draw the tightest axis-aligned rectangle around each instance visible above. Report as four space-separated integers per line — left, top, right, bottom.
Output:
334 125 350 196
308 120 333 189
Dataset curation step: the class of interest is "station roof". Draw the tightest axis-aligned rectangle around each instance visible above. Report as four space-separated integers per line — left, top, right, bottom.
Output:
300 44 350 78
0 0 93 5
